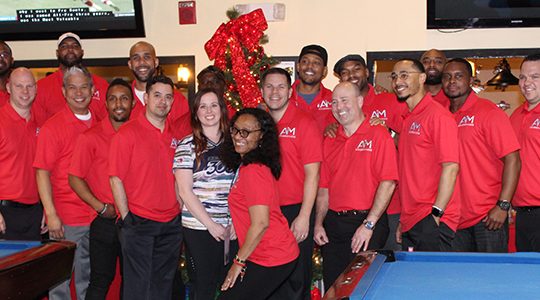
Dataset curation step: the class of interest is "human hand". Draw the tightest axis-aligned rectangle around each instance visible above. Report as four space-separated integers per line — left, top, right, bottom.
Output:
314 225 329 246
291 215 309 242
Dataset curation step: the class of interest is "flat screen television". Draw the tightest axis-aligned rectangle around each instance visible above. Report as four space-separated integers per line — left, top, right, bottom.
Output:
0 0 145 41
428 0 540 29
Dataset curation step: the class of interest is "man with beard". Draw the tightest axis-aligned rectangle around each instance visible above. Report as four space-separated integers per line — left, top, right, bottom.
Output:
35 66 99 300
127 41 189 123
34 32 108 125
290 45 334 132
392 59 460 251
421 49 450 108
441 58 520 253
68 79 135 299
0 41 14 106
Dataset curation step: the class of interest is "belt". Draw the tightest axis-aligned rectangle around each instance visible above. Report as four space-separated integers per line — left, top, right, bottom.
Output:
0 200 38 209
515 206 540 212
333 209 369 217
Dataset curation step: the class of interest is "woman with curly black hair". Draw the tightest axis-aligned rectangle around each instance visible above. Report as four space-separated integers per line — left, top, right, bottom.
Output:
218 108 299 300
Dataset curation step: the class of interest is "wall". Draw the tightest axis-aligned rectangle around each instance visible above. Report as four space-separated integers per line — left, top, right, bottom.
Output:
8 0 540 88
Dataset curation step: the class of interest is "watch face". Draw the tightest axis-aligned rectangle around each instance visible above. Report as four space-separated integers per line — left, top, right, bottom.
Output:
498 201 511 211
431 207 444 217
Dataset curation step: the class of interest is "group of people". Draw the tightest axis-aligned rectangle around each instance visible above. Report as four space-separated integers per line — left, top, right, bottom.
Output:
1 31 540 300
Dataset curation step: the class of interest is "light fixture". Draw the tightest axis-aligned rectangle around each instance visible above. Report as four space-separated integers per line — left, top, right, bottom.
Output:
486 58 519 91
177 65 190 84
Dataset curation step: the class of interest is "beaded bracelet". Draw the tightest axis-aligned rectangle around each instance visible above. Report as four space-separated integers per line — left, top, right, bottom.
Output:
234 255 247 281
234 254 246 265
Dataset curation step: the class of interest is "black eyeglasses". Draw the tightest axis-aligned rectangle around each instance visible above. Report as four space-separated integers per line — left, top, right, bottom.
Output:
230 126 261 138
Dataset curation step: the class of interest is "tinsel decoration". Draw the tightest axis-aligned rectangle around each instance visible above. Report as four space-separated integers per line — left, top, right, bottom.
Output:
205 8 277 110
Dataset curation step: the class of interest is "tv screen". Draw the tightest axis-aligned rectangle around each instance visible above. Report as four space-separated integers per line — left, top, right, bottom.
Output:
428 0 540 29
0 0 145 41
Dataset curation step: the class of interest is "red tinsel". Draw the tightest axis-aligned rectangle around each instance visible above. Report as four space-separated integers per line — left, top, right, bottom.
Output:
204 9 268 108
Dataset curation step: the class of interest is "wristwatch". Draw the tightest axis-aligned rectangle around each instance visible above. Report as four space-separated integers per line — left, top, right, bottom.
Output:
431 206 444 218
363 220 375 230
497 200 511 211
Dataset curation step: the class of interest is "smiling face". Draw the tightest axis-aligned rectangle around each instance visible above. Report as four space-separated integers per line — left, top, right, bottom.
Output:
144 82 173 120
338 60 369 92
421 49 446 85
332 82 364 128
231 114 262 157
62 71 94 115
519 60 540 110
297 53 327 86
197 91 221 129
128 42 159 83
7 68 36 111
106 84 134 124
391 60 426 103
261 73 292 115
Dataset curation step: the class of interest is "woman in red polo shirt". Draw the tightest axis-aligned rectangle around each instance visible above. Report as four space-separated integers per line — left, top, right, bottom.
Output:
218 108 299 300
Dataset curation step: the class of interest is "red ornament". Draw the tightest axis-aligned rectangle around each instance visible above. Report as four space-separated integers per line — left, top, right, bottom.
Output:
311 286 321 300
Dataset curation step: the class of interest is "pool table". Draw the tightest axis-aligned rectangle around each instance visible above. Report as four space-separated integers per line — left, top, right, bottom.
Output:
323 250 540 300
0 240 76 300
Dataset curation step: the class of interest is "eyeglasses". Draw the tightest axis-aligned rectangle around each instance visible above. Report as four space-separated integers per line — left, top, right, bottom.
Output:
0 52 11 59
389 71 421 81
230 126 261 138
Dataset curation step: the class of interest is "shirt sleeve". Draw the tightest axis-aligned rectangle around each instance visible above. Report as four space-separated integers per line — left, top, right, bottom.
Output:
68 133 94 178
299 116 323 165
172 136 194 170
242 164 276 207
33 124 59 171
434 113 459 164
371 128 399 182
108 130 133 180
483 109 521 158
319 139 331 188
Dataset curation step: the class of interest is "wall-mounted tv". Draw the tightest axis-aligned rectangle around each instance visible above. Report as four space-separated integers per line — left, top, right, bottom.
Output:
428 0 540 29
0 0 145 41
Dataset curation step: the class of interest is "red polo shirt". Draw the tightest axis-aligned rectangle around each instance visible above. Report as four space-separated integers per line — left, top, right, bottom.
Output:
228 163 299 267
69 118 118 207
454 93 520 229
398 94 460 232
291 80 335 132
34 69 108 125
432 88 450 109
109 113 180 222
510 102 540 207
363 85 408 133
131 81 189 123
33 105 96 226
0 104 39 204
276 103 323 206
0 90 8 107
320 120 398 211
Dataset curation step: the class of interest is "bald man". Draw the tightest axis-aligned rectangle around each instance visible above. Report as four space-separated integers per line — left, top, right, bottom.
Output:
314 81 397 288
0 68 42 241
421 49 450 108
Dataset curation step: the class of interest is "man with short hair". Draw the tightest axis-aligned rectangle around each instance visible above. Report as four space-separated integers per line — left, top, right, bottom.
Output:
68 79 135 299
510 53 540 252
314 81 397 288
421 49 450 108
442 58 521 253
260 67 322 300
0 68 41 241
392 58 460 251
0 41 14 106
34 66 98 300
110 75 183 299
290 44 334 131
34 32 108 125
127 41 189 122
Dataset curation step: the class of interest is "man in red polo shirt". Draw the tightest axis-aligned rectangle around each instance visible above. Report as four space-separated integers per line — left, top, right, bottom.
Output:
333 54 407 251
68 79 135 299
0 68 41 241
442 58 521 253
34 66 98 300
127 41 189 122
261 67 322 300
33 32 108 125
510 53 540 252
421 49 450 108
110 75 182 299
0 41 14 107
290 45 334 132
392 58 460 251
314 81 397 288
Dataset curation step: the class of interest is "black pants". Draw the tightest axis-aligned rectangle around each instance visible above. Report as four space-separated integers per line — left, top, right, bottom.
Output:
401 214 455 251
85 216 122 300
515 207 540 252
452 219 508 253
280 203 314 300
218 259 297 300
321 210 388 290
0 202 42 240
183 227 238 300
119 212 183 300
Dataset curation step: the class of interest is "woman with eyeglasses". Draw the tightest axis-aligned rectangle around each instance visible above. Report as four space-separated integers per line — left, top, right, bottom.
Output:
218 108 299 300
173 88 237 300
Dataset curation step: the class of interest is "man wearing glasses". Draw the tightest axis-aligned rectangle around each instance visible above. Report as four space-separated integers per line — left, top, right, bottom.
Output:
0 41 14 106
261 67 322 300
392 58 460 251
